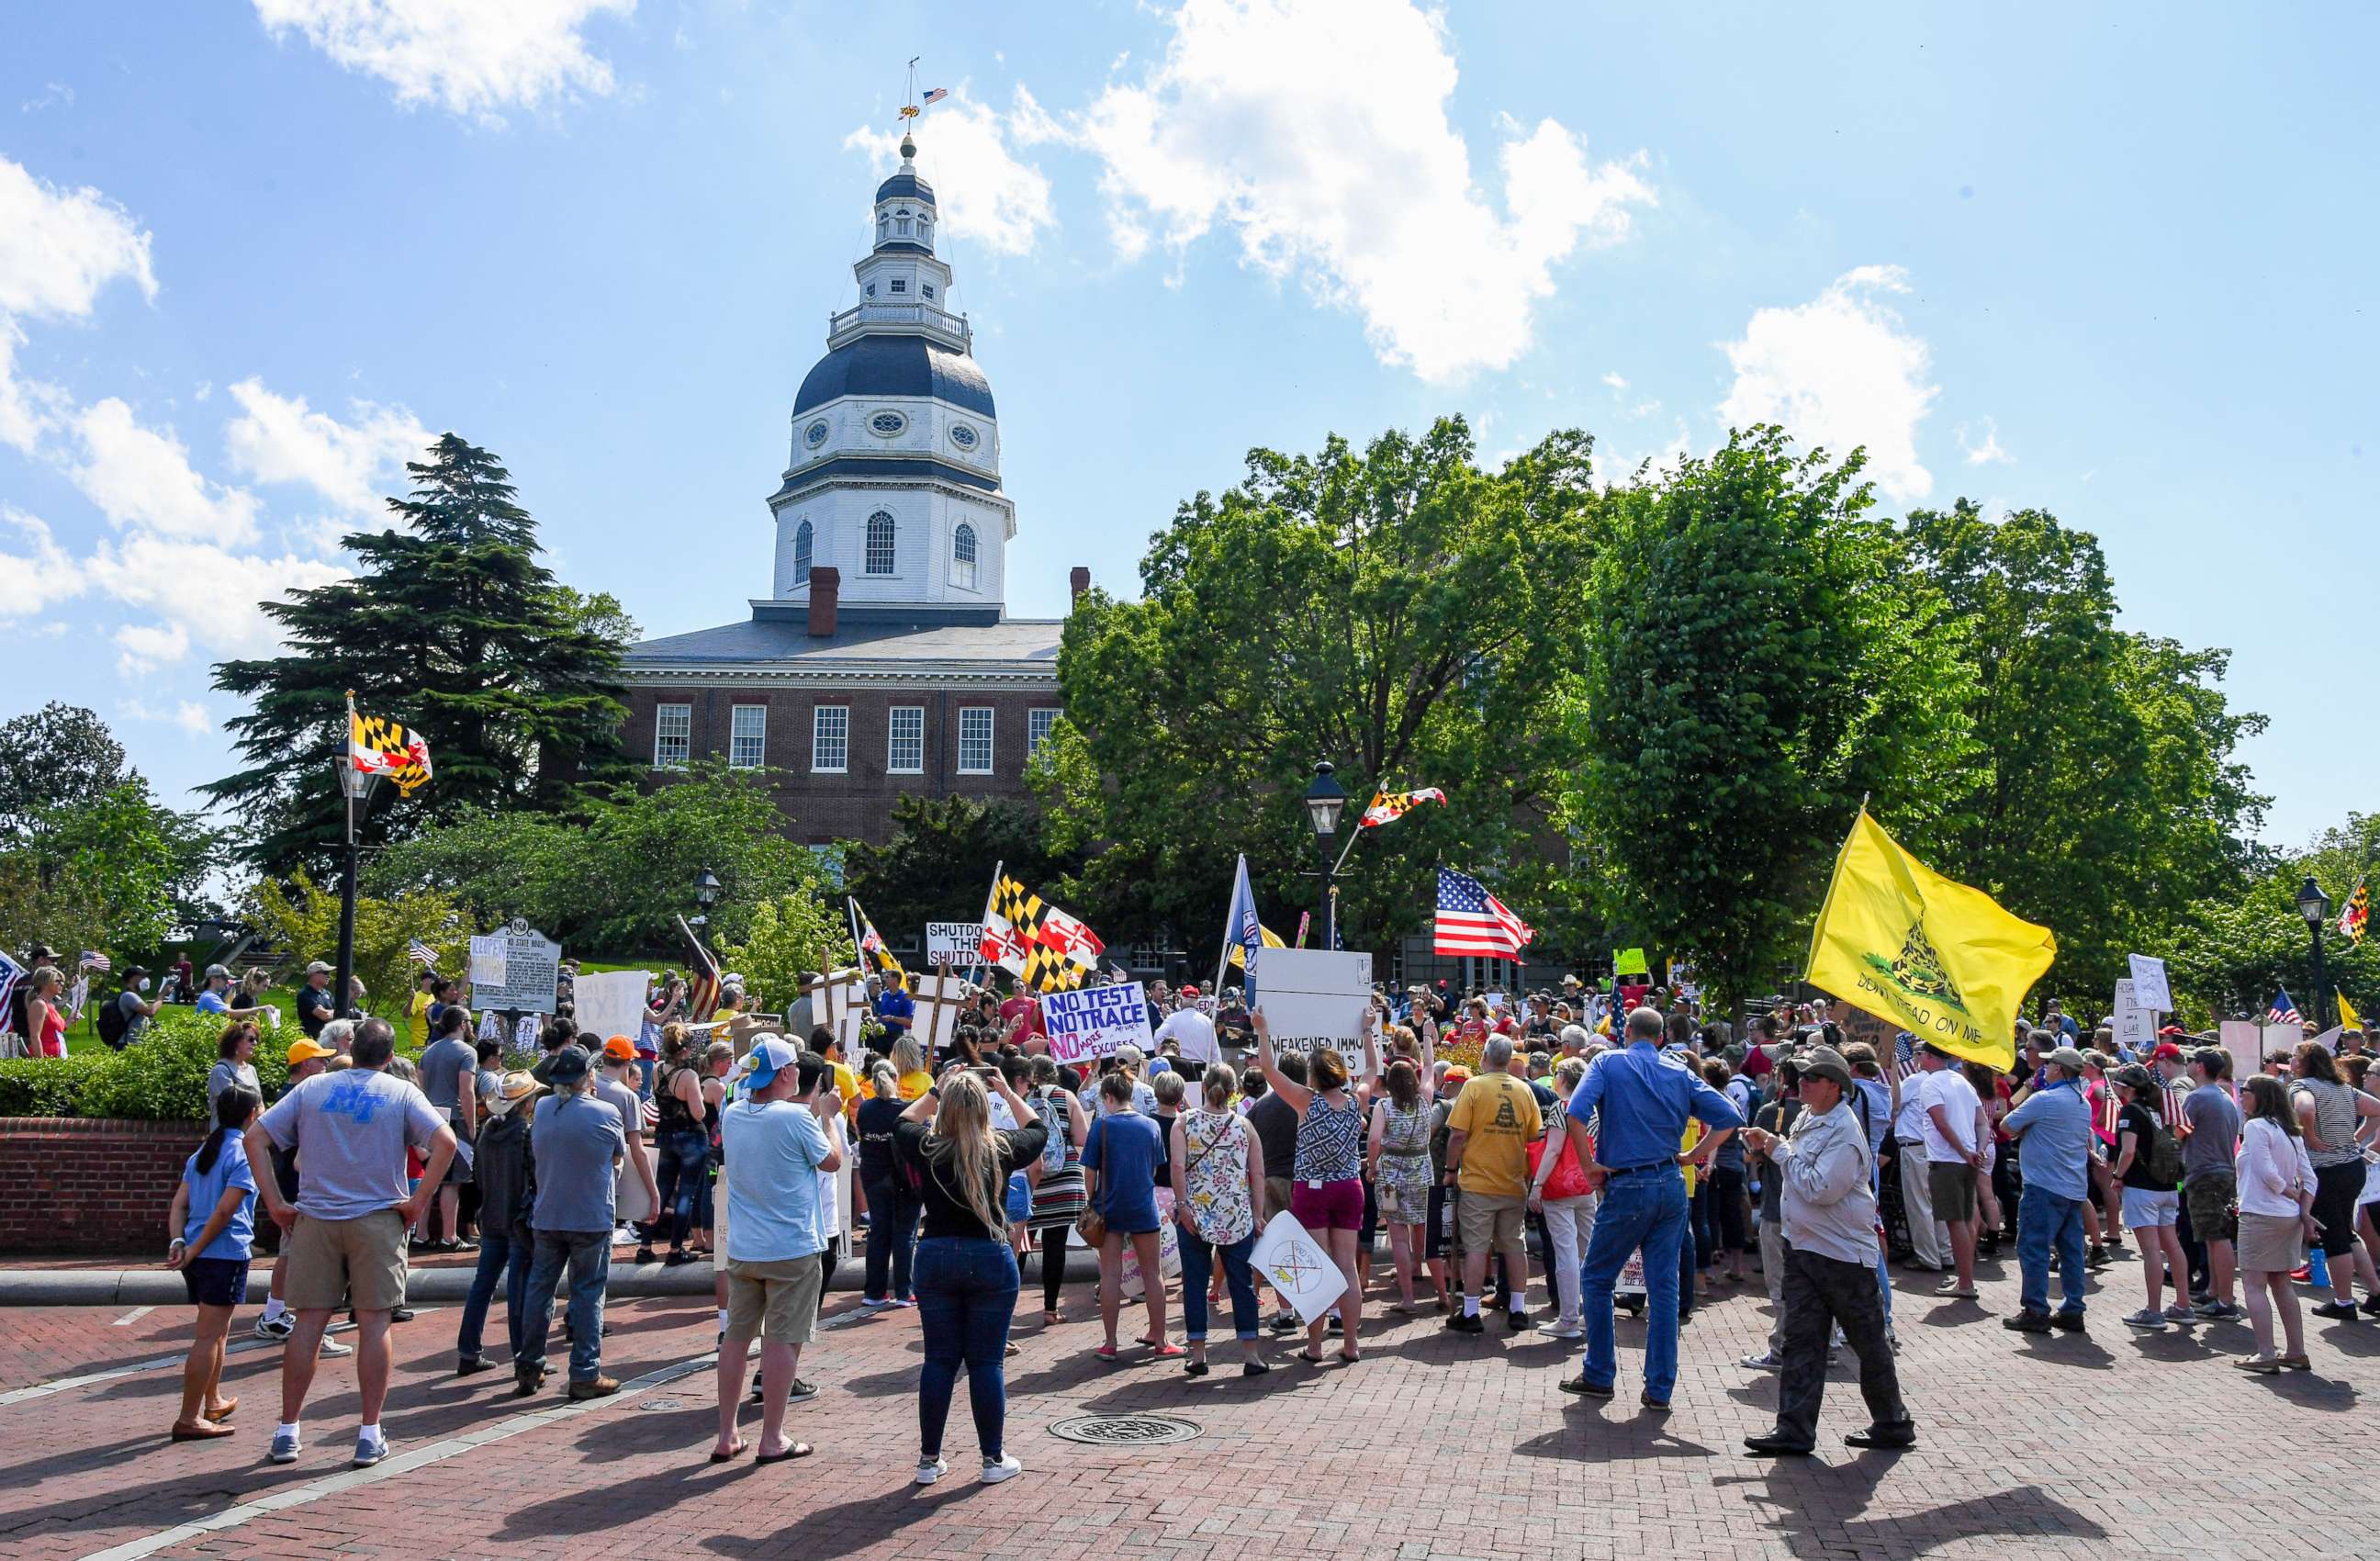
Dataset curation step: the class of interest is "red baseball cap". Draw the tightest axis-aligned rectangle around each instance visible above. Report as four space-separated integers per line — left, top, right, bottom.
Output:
2157 1025 2186 1039
2150 1041 2184 1061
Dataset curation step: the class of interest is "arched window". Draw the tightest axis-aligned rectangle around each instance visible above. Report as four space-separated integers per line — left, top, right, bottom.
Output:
792 520 813 586
951 522 978 590
865 511 896 575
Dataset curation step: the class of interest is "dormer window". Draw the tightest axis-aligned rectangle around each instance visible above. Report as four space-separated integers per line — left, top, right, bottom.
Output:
921 283 935 299
890 278 907 295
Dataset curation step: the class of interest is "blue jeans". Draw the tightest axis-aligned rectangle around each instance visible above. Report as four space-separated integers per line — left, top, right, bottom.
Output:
1177 1228 1260 1342
456 1229 531 1361
653 1129 711 1251
862 1176 922 1303
518 1229 611 1382
914 1236 1018 1462
2017 1186 2088 1317
1578 1165 1689 1401
1870 1160 1895 1324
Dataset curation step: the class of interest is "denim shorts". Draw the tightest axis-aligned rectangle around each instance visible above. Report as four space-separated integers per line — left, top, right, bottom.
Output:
182 1255 251 1308
2120 1187 2180 1229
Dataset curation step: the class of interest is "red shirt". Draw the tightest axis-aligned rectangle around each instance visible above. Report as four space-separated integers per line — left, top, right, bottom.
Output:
997 995 1044 1039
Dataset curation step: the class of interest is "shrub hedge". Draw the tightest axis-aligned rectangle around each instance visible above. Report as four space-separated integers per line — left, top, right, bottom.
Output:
0 1008 293 1121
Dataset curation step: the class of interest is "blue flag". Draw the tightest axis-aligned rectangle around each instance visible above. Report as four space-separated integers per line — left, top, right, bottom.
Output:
1221 853 1263 1005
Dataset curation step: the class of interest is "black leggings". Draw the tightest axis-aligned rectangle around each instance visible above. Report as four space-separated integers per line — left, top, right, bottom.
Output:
1038 1226 1070 1310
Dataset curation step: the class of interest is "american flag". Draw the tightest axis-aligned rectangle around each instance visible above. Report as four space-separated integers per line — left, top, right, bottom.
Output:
78 950 110 973
1432 869 1532 961
1889 1031 1919 1084
921 86 949 107
406 938 438 967
2267 989 2303 1026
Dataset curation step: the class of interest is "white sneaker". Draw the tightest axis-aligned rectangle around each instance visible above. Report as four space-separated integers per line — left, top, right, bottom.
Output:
253 1312 294 1342
915 1456 949 1486
317 1337 353 1357
1740 1350 1783 1370
980 1454 1023 1484
1535 1320 1584 1339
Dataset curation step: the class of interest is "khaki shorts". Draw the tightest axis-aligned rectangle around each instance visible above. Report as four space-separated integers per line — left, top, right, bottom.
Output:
1457 1190 1527 1252
726 1253 825 1344
1928 1161 1979 1223
286 1208 408 1312
1264 1176 1295 1223
712 1188 731 1270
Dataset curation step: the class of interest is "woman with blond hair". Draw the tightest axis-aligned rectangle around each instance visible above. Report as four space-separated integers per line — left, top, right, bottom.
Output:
892 1032 932 1100
1254 1006 1380 1364
2234 1073 2321 1373
1173 1061 1269 1376
894 1068 1046 1485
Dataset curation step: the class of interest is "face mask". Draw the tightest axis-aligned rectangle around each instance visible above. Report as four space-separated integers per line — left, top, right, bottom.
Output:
138 979 152 992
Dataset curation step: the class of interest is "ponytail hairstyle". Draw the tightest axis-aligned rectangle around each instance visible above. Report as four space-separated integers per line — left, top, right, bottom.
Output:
868 1060 899 1100
1203 1062 1238 1110
196 1084 260 1175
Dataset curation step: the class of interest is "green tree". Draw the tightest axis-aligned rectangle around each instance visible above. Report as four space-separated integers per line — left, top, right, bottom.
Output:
0 702 128 840
0 770 208 960
2165 814 2376 1028
1046 417 1603 954
1561 426 1977 1007
242 869 472 1023
845 793 1072 952
207 435 630 876
1904 500 2267 999
713 894 856 1016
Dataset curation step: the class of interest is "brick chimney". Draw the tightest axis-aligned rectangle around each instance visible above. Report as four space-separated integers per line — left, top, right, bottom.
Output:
807 566 840 637
1069 566 1090 604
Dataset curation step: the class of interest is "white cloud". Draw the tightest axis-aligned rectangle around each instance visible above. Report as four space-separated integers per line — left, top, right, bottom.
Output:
1056 0 1654 382
1718 264 1937 501
71 398 262 543
252 0 636 122
113 622 191 676
0 320 68 452
120 695 213 734
1958 417 2013 466
1601 371 1628 390
88 531 350 666
223 377 430 513
19 83 74 115
843 88 1057 257
0 507 87 617
0 156 157 320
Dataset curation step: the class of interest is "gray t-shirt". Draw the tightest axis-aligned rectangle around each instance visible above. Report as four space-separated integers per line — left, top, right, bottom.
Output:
2182 1083 2242 1179
2292 1078 2363 1168
596 1073 646 1205
206 1061 260 1117
418 1036 477 1116
117 991 152 1045
259 1068 445 1221
530 1093 624 1232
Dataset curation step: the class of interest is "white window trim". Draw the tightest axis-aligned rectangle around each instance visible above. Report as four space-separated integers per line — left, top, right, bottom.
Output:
653 703 692 771
886 705 925 775
811 704 849 774
1027 707 1061 758
958 705 994 775
729 704 768 769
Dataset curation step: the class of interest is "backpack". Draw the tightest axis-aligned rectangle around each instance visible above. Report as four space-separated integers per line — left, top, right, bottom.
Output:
1033 1089 1068 1174
96 993 131 1050
2147 1117 2185 1186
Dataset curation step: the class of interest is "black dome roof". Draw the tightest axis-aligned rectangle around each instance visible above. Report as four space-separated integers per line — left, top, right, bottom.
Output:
875 172 935 205
792 335 994 419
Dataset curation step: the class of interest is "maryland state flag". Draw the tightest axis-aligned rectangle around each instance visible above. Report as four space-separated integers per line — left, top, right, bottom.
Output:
850 898 908 993
347 694 432 796
980 867 1103 993
2341 879 2368 947
1803 809 2055 1071
1358 786 1446 830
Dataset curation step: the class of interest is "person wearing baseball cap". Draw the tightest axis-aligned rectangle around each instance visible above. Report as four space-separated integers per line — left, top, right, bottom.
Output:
1999 1046 2097 1333
456 1072 542 1376
595 1037 660 1263
1739 1046 1913 1455
295 961 336 1039
514 1046 627 1401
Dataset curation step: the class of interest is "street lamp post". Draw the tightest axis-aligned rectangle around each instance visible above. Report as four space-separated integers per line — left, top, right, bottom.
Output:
2297 876 2332 1032
692 867 723 929
1304 760 1346 950
333 764 381 1022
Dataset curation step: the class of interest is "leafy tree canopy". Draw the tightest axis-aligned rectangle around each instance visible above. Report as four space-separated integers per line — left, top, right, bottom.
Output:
845 793 1075 955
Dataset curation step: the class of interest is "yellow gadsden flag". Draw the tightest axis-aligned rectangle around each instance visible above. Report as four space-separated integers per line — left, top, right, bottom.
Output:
1803 811 2055 1071
1227 922 1287 970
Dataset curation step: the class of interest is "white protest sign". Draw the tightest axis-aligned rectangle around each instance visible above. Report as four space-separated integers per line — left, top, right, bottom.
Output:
2219 1020 2264 1087
1040 982 1154 1067
1250 1209 1347 1325
467 935 507 991
574 970 650 1048
2262 1024 2301 1064
2112 980 2154 1056
1252 949 1375 1071
925 922 978 962
2127 955 2172 1014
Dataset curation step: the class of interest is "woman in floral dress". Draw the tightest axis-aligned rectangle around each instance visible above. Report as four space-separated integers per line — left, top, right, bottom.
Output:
1170 1062 1270 1376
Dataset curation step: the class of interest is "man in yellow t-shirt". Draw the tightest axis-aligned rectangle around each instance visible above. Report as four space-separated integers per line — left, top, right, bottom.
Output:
1443 1036 1544 1332
407 970 437 1051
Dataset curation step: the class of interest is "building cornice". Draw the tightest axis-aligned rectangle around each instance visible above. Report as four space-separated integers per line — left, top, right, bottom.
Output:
623 661 1060 690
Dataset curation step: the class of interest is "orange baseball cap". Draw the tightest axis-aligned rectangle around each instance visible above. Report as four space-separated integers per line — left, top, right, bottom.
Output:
601 1035 637 1062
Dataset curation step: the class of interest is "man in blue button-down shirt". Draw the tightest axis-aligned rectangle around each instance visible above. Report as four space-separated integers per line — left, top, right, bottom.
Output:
1558 1006 1743 1409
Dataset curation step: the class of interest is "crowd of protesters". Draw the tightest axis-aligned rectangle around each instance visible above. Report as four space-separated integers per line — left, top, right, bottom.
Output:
10 940 2379 1477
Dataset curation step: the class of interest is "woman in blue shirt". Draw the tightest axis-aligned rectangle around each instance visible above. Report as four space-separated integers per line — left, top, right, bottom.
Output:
1080 1072 1174 1362
166 1084 261 1442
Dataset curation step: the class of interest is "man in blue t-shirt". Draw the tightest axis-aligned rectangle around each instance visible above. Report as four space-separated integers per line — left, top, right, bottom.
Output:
516 1046 625 1399
875 981 916 1042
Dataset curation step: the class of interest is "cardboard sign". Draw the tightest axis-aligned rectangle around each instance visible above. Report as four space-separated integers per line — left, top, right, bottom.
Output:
2112 980 2154 1056
1040 981 1154 1066
1253 949 1375 1069
925 922 978 961
468 920 562 1014
574 970 650 1048
1250 1210 1347 1325
2127 955 2172 1014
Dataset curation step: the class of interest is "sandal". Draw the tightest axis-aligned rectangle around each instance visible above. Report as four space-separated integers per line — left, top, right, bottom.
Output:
754 1442 815 1464
2278 1353 2313 1371
1149 1342 1185 1359
2230 1357 2281 1376
1298 1350 1329 1364
1095 1344 1119 1362
709 1439 749 1463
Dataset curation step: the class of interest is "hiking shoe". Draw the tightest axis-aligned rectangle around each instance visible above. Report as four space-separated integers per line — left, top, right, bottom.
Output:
566 1376 620 1400
253 1313 294 1342
268 1428 302 1464
2121 1308 2169 1331
979 1453 1023 1484
915 1455 949 1486
352 1432 390 1468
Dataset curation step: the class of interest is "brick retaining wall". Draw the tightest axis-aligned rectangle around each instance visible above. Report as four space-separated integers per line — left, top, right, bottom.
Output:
0 1118 207 1255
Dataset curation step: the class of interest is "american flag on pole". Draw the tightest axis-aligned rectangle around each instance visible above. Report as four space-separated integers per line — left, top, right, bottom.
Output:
406 938 438 967
1432 869 1532 962
1889 1031 1919 1085
2267 989 2304 1026
79 950 110 973
921 86 949 107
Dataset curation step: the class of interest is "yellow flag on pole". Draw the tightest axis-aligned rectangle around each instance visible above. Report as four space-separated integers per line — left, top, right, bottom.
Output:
2341 990 2363 1034
1802 810 2055 1071
1227 922 1286 969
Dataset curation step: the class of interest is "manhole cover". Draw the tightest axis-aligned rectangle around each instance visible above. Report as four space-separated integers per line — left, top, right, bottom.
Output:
636 1398 687 1412
1049 1413 1202 1446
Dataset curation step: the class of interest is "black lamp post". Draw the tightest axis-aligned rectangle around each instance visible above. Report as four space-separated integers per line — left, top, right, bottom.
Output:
1304 760 1346 949
2297 875 2332 1031
693 867 722 928
333 764 381 1021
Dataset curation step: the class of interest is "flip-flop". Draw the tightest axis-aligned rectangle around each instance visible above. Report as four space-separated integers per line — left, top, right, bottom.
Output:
1298 1350 1329 1364
754 1442 815 1464
708 1440 749 1464
1095 1345 1119 1362
1150 1343 1185 1359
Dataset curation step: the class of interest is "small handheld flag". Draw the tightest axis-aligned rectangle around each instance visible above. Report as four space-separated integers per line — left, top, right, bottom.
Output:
406 938 438 968
851 898 908 992
78 949 110 974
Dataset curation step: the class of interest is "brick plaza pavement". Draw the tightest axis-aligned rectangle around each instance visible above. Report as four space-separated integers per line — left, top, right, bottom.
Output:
0 1249 2373 1561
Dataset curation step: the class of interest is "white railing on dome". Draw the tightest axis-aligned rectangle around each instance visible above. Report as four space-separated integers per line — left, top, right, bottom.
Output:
826 301 972 352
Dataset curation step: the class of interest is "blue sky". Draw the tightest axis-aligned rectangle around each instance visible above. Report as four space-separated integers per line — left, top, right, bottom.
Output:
2 1 2371 852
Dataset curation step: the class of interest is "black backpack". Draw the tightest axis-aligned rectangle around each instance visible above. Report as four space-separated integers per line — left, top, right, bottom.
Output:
96 993 131 1050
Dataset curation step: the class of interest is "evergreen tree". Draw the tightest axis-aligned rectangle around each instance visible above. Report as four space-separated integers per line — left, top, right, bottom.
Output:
206 435 630 876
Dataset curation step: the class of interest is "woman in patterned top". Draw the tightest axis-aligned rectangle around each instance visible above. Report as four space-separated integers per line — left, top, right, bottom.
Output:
1170 1062 1270 1376
1367 1023 1440 1314
1254 1007 1381 1364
